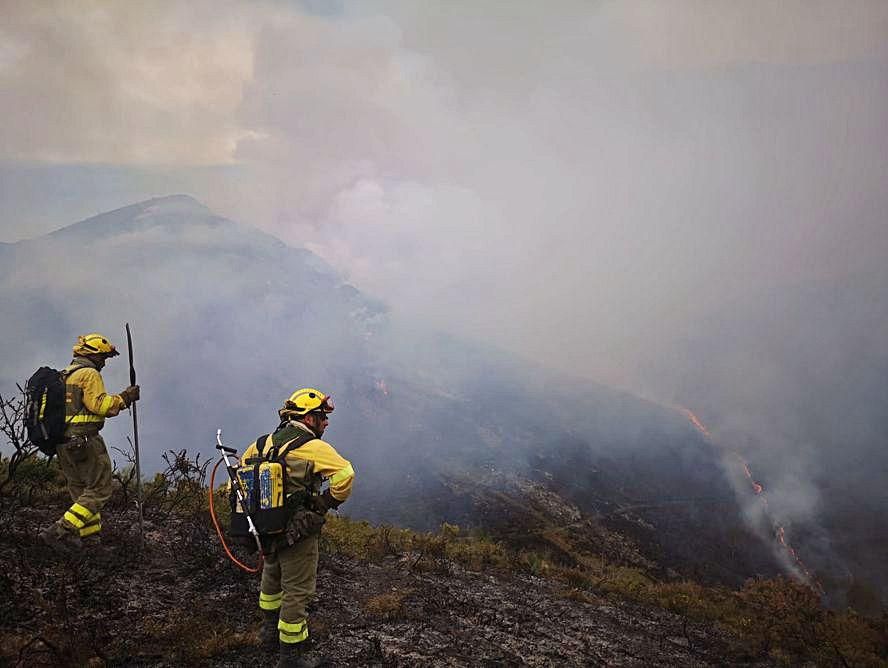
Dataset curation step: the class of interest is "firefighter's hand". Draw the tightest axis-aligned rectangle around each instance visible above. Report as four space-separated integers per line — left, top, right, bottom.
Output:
289 510 326 542
309 490 341 514
119 385 140 406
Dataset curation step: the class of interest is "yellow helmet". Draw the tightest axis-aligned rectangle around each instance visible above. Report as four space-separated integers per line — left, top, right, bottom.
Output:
279 388 334 419
73 333 120 358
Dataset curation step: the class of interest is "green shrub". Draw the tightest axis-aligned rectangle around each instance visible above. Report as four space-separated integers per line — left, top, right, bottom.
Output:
516 550 552 576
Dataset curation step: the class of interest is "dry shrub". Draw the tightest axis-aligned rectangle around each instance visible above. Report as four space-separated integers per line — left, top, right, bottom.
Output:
409 531 451 573
322 516 413 561
322 518 509 573
515 550 552 576
624 576 887 666
364 589 411 620
818 610 887 668
644 580 734 622
733 578 886 667
193 629 255 658
445 535 508 571
0 454 67 507
557 588 604 605
551 564 600 590
140 614 253 661
598 565 655 598
140 450 210 521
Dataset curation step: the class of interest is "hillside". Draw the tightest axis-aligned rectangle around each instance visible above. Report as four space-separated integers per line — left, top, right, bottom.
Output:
641 266 888 608
0 509 748 667
0 195 783 591
4 460 884 667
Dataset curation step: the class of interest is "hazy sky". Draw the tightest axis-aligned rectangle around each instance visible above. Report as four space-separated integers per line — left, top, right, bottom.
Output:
2 0 887 392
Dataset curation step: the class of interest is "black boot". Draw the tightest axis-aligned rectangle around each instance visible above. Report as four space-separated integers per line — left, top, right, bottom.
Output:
260 610 279 649
38 523 82 555
276 639 327 668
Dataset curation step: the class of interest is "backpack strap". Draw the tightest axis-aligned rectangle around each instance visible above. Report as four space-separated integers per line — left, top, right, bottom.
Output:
61 364 87 380
60 364 88 428
247 434 271 462
276 431 316 460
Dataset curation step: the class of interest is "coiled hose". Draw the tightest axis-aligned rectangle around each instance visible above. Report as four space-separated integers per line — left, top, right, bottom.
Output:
209 457 263 573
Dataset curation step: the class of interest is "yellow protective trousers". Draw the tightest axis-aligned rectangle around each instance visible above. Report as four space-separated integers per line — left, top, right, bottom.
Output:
55 434 112 537
259 535 319 645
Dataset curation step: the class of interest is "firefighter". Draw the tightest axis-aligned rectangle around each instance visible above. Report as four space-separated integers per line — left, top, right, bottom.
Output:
242 388 354 668
38 333 139 551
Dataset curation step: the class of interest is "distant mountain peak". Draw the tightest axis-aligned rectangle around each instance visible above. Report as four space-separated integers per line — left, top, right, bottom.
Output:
45 194 216 242
8 195 344 281
134 194 211 216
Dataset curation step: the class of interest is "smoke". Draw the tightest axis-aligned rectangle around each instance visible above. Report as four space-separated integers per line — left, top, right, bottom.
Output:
2 1 888 598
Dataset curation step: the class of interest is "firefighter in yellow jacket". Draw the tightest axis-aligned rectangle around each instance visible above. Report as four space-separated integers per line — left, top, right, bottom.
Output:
241 388 354 668
38 333 139 551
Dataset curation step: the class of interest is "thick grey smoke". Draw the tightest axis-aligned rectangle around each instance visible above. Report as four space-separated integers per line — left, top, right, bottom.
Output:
2 1 887 602
0 196 784 591
3 2 886 381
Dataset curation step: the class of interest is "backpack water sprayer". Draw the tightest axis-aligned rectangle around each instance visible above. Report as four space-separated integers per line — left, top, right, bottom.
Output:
209 426 323 572
209 428 264 573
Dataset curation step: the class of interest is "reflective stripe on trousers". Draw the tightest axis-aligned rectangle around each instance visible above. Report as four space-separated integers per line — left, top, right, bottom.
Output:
63 504 102 537
278 618 308 644
259 591 282 611
259 534 319 645
56 434 113 532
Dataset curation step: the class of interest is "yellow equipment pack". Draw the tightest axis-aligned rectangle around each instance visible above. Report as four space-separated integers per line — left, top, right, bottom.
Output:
229 431 315 537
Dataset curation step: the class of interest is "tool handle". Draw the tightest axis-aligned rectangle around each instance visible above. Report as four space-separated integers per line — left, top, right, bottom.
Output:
125 323 137 385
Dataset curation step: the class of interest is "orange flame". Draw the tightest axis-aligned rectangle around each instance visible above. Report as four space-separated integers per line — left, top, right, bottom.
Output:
740 463 764 495
680 407 822 593
681 408 712 439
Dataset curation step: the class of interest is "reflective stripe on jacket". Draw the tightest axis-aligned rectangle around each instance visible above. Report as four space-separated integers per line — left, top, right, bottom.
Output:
64 357 126 437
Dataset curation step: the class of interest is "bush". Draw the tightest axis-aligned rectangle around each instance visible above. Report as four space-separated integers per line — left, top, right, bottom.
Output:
733 578 886 666
445 534 508 570
364 589 411 620
321 516 413 561
0 453 67 506
516 550 551 576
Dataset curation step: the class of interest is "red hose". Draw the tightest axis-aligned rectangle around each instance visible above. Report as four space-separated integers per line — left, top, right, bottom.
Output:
209 457 263 573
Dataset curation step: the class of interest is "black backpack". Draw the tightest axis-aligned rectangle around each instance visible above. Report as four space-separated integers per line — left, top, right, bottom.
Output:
24 365 81 456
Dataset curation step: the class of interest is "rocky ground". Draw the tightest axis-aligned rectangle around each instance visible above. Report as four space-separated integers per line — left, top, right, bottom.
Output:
0 498 771 668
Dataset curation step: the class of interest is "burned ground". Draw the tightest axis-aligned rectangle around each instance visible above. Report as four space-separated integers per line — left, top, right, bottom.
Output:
2 507 762 667
1 451 884 667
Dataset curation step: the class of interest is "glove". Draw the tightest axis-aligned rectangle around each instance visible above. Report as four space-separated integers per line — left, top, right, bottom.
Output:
287 509 326 545
309 490 342 514
119 385 140 406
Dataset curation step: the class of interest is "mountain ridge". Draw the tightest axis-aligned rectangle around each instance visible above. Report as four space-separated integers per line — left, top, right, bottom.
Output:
0 195 781 590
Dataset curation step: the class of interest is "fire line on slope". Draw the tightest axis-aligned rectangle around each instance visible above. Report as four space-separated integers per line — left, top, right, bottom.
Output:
680 408 824 594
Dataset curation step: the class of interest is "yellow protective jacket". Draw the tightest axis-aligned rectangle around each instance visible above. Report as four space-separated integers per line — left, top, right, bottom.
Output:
241 421 355 504
64 356 127 437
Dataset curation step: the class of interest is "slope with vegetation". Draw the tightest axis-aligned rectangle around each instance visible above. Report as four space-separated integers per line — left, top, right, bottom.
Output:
0 195 802 591
1 445 885 667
